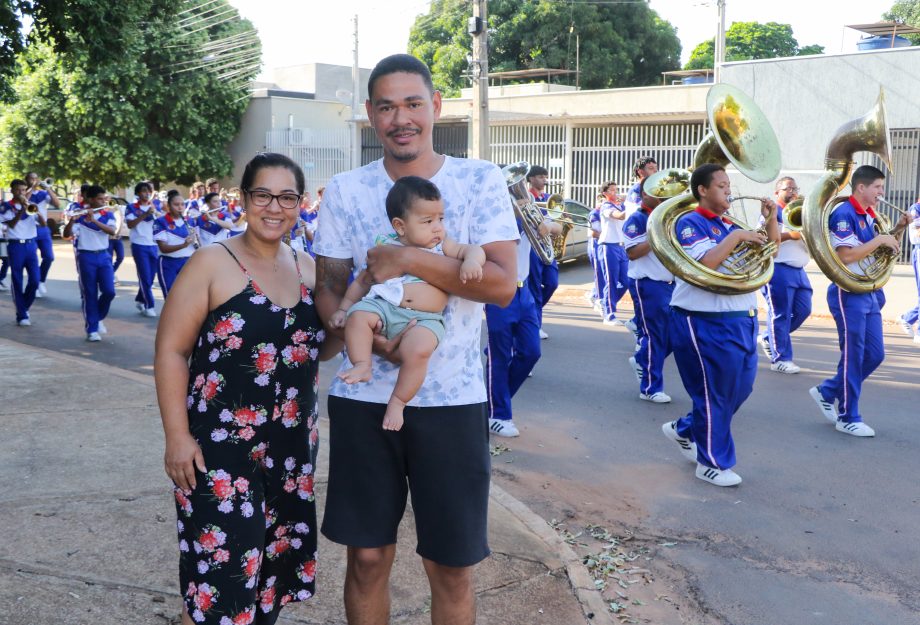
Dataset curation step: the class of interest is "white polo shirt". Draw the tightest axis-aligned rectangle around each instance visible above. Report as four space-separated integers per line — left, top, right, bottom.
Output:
599 200 625 244
0 202 38 240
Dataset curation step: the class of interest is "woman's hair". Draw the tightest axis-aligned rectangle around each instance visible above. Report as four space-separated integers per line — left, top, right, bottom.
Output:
386 176 441 222
690 163 725 201
203 192 220 204
134 181 153 195
241 153 305 195
166 189 183 204
84 185 106 199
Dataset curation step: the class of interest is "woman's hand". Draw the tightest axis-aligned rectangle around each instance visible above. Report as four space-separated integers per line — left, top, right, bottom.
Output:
164 431 206 494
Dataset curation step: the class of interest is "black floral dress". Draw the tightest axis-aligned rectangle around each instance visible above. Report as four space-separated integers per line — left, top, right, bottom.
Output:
174 243 323 625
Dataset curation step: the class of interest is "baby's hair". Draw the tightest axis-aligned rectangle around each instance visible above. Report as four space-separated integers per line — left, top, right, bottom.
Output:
386 176 441 223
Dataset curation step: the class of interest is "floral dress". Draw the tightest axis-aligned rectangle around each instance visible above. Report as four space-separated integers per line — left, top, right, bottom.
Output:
175 243 323 625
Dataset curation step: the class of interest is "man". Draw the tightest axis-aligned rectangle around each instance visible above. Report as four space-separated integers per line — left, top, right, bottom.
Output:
809 165 909 437
525 165 562 339
63 185 117 342
898 195 920 343
598 181 629 325
25 172 60 297
313 54 517 625
184 181 206 213
623 178 673 403
0 179 44 325
624 156 658 216
759 176 812 373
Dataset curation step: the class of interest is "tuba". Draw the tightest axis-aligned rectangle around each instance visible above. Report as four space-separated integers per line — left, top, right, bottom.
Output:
645 84 782 294
538 193 592 259
801 89 894 293
503 161 556 265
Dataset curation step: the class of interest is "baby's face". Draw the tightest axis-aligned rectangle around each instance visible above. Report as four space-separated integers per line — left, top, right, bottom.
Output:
400 197 445 248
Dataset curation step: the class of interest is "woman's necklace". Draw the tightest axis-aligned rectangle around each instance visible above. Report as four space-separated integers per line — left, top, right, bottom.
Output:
241 239 279 272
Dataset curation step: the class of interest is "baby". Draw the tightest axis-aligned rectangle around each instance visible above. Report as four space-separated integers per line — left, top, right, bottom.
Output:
329 176 486 430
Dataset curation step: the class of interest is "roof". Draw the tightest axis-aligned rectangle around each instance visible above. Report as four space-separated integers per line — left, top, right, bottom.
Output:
845 20 920 37
488 68 578 82
661 69 714 78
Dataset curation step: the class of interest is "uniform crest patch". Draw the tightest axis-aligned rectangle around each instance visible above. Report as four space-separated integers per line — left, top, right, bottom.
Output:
680 226 696 240
711 226 721 235
835 220 851 232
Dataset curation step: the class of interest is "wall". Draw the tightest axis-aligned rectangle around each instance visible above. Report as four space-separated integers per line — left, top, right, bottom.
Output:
270 63 371 102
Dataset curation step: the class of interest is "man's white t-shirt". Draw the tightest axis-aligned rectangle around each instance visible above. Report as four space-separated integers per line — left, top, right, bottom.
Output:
314 156 519 407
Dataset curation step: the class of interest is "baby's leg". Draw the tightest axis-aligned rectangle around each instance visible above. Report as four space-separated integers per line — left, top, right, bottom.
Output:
383 325 439 431
338 310 381 384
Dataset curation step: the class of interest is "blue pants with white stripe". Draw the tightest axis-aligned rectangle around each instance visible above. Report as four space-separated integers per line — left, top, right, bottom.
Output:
599 243 628 319
77 249 115 334
108 237 124 274
761 262 812 362
900 246 919 327
817 285 884 424
7 239 40 322
157 255 189 296
36 226 54 283
485 286 541 421
588 238 600 299
527 248 558 327
632 279 674 395
132 243 159 310
671 309 758 470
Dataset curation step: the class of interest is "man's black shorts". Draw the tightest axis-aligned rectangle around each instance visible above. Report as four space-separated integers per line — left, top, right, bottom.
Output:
321 396 491 568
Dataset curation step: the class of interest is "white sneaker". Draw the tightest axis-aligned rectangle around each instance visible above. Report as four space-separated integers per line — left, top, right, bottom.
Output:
836 421 875 437
143 308 158 318
38 282 46 296
539 328 549 340
914 334 920 345
489 418 520 438
97 321 108 334
757 334 775 360
17 317 31 327
640 391 671 403
661 421 697 462
593 301 603 314
695 463 742 487
809 386 838 423
628 356 643 384
0 280 8 291
898 318 914 336
770 360 801 374
583 291 595 303
603 316 624 327
624 319 639 336
86 332 102 342
136 302 145 313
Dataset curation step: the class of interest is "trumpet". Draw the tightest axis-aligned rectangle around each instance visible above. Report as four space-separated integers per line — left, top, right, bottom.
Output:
723 195 779 274
66 206 108 218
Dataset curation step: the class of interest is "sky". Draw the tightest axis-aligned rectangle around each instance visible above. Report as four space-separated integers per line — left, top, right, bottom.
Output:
226 0 890 81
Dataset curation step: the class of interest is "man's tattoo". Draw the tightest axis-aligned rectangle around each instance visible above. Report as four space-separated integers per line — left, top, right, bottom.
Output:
315 256 353 297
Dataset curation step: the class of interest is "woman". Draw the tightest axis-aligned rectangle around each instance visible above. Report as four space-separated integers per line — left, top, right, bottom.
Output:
154 191 197 296
155 153 339 624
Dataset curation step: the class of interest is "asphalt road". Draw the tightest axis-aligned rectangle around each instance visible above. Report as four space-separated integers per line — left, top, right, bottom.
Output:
2 240 919 625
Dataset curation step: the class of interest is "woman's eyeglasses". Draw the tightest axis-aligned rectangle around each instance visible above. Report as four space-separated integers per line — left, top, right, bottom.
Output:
245 190 301 210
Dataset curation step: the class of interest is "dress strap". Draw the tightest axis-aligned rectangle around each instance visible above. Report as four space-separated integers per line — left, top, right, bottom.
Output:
290 246 307 289
216 242 253 282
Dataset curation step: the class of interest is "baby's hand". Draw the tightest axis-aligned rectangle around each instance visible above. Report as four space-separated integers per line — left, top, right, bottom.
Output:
330 309 347 329
459 260 483 283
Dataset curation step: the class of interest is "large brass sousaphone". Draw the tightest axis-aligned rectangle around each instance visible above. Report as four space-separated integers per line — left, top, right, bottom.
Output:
801 89 894 293
645 84 782 294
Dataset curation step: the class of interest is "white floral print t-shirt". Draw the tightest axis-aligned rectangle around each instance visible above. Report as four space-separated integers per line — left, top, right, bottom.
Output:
314 156 518 407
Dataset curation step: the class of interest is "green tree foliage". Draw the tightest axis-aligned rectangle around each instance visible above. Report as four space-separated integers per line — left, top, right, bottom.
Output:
685 22 824 70
883 0 920 44
0 0 260 187
408 0 681 97
0 1 31 101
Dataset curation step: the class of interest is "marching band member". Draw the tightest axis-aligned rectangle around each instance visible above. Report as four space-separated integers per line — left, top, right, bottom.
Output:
154 190 197 296
184 181 205 213
63 185 117 342
898 195 920 343
525 165 561 339
598 181 629 325
125 181 161 317
661 163 778 486
808 165 910 437
107 203 125 285
0 179 44 325
193 192 234 247
25 172 60 297
0 219 9 291
624 156 658 216
759 177 812 373
290 195 317 256
623 179 673 403
587 200 601 309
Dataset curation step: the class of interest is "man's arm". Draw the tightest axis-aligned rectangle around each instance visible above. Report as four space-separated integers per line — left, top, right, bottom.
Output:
626 242 650 260
315 256 355 341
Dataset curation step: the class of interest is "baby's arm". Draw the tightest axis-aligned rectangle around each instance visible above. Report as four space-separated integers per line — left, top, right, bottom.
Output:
329 269 374 328
441 238 486 283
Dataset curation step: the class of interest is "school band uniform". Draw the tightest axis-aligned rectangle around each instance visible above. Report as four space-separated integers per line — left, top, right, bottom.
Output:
27 189 55 296
193 209 232 247
898 201 920 342
125 201 160 317
588 207 601 306
809 196 888 437
598 198 629 324
107 206 125 279
623 203 674 403
153 214 196 295
624 181 642 216
71 210 117 341
228 205 246 237
289 208 316 256
0 221 9 291
0 200 41 325
663 206 759 487
526 189 558 337
759 201 812 373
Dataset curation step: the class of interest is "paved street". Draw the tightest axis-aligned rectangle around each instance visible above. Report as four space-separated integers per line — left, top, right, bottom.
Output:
1 239 919 624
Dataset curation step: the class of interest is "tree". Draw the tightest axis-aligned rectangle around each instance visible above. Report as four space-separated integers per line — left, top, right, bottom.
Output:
0 1 31 101
884 0 920 45
408 0 681 97
685 22 824 70
0 0 260 187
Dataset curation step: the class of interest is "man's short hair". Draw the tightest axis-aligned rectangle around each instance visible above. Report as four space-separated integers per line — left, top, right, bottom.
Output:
368 54 434 101
205 178 218 187
386 176 441 223
203 192 220 205
193 180 205 188
851 165 885 190
600 181 617 194
526 165 548 181
774 176 796 191
690 163 725 201
10 178 26 190
84 185 107 199
634 156 658 177
134 181 153 195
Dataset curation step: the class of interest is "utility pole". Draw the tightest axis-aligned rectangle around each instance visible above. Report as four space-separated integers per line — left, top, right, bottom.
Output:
470 0 490 160
351 14 361 169
714 0 726 83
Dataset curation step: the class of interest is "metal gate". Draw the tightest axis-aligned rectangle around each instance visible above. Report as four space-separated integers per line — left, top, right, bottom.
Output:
266 128 351 196
490 124 567 185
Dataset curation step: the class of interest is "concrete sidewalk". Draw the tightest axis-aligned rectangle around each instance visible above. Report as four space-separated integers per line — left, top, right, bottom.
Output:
0 339 611 625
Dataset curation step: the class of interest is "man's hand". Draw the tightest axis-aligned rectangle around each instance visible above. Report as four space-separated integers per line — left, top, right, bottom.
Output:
876 234 900 255
366 245 412 284
371 319 416 365
761 199 777 220
732 229 768 246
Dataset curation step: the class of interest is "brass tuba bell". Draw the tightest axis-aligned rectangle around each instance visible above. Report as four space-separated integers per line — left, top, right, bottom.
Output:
502 162 557 265
646 84 782 294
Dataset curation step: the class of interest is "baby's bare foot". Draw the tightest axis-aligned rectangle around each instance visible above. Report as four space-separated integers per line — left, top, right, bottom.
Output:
382 406 404 431
338 361 372 384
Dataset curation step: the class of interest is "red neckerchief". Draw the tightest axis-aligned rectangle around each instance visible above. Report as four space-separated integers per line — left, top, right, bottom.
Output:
529 188 541 200
848 195 877 219
776 200 786 210
695 205 732 226
641 204 653 215
164 213 177 229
